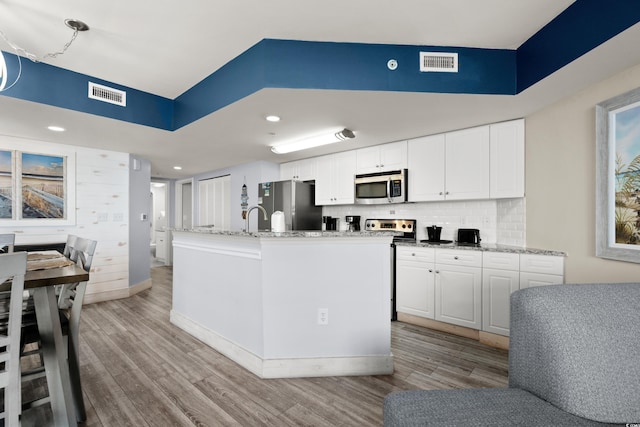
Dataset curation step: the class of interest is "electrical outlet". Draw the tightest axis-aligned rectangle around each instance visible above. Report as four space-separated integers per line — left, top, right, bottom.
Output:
317 308 329 325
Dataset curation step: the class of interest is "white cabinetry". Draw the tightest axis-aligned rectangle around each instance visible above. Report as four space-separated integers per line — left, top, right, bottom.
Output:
445 126 491 200
396 246 566 337
280 158 316 181
315 151 356 205
490 119 525 198
396 246 435 319
434 249 482 329
482 252 519 336
408 134 446 202
356 141 407 174
407 126 490 202
519 254 564 289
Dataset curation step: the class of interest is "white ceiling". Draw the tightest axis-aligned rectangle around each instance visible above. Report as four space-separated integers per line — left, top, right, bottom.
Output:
1 0 640 178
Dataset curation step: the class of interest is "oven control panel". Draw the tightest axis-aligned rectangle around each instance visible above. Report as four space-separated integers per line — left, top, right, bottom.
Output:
364 219 416 242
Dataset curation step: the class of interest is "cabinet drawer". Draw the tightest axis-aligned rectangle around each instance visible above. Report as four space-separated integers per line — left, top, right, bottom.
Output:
483 252 519 270
520 254 564 275
436 249 482 267
396 246 435 263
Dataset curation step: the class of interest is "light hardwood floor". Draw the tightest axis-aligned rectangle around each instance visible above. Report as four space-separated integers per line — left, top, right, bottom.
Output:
24 266 509 426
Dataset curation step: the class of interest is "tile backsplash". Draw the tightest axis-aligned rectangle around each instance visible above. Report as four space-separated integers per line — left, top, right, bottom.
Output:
323 198 526 246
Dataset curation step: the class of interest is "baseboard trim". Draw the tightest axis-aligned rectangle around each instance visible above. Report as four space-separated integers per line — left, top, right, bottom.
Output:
397 313 509 350
170 310 394 379
84 278 152 304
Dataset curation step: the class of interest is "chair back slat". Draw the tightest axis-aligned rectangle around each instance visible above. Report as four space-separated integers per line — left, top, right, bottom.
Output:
0 251 27 425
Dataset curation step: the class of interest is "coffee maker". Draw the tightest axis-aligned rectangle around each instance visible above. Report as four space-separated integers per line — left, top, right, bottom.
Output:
345 215 361 232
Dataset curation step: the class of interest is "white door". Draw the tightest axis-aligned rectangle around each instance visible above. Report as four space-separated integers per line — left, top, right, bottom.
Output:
198 175 231 230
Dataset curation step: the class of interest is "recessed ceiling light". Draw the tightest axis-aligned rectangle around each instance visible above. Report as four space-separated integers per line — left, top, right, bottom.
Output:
173 166 182 170
265 115 281 122
47 126 65 132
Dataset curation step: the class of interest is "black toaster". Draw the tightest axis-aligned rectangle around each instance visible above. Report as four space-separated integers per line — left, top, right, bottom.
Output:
457 228 481 245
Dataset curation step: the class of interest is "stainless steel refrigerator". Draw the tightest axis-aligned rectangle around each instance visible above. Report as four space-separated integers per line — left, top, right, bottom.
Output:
258 180 322 231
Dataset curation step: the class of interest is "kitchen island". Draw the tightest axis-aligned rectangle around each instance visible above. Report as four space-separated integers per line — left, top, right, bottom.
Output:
170 229 397 378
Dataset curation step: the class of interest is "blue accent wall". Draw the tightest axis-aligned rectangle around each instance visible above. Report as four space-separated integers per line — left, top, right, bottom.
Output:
2 1 640 131
0 51 174 130
517 0 640 93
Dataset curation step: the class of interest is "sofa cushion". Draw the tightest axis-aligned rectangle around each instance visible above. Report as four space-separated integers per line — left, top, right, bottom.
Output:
509 283 640 423
383 388 617 426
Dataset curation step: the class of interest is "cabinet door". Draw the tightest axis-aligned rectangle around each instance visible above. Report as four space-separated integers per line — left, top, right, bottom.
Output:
296 158 317 181
332 151 356 204
280 161 297 180
314 152 355 205
490 119 525 198
407 134 446 201
445 125 490 200
355 146 382 174
379 141 407 171
314 155 333 205
482 268 519 336
396 260 435 319
435 264 482 329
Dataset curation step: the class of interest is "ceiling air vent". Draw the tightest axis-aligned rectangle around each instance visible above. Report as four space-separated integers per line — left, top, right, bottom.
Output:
420 52 458 73
88 82 127 107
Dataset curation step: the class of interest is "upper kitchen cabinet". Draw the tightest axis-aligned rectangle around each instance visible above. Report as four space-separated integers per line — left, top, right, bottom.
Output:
445 125 491 200
490 119 525 198
408 134 446 201
280 158 317 181
315 151 356 205
408 126 490 202
356 141 407 174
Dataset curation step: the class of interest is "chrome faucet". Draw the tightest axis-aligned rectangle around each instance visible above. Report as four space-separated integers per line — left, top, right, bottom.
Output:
245 205 268 232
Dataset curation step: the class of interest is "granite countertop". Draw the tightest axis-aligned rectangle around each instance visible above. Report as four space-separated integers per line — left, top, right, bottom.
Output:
173 228 401 239
395 241 566 256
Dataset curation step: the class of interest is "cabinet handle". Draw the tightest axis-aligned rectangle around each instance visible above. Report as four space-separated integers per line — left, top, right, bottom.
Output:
446 191 450 195
454 256 459 260
380 164 384 168
428 269 433 273
439 192 443 195
435 270 440 274
411 253 415 256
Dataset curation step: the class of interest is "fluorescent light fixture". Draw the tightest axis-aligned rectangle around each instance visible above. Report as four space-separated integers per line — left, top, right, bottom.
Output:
173 166 182 170
47 125 65 132
271 128 355 154
265 115 281 122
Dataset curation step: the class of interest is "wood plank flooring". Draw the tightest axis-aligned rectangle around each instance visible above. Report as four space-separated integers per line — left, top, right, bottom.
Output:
23 266 509 426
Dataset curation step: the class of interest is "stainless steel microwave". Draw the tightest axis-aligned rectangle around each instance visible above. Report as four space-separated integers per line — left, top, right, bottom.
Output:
354 169 407 204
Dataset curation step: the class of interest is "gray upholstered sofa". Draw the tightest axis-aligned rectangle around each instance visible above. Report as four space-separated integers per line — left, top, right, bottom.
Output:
384 283 640 426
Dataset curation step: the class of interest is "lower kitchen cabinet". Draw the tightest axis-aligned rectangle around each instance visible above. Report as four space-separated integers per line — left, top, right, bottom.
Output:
482 268 519 335
396 246 566 337
435 259 482 330
396 247 435 319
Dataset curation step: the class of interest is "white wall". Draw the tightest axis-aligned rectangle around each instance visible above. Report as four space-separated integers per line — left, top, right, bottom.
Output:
0 135 131 300
526 62 640 282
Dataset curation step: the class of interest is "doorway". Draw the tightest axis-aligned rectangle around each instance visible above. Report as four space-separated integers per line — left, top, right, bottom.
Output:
150 181 168 267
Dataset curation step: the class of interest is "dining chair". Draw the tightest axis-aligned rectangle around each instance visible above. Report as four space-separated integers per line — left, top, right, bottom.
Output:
21 235 97 422
0 251 28 426
0 233 15 254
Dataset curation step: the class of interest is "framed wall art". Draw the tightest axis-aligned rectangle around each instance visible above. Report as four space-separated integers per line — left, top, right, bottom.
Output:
596 86 640 263
0 144 76 226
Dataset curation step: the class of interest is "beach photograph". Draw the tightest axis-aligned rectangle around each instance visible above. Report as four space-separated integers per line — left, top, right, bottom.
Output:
614 102 640 245
21 152 65 219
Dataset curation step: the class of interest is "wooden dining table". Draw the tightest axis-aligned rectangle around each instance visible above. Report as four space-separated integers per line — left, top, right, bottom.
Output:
25 251 89 426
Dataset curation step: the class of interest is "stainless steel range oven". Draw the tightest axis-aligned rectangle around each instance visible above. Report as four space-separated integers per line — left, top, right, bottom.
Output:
364 219 416 320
